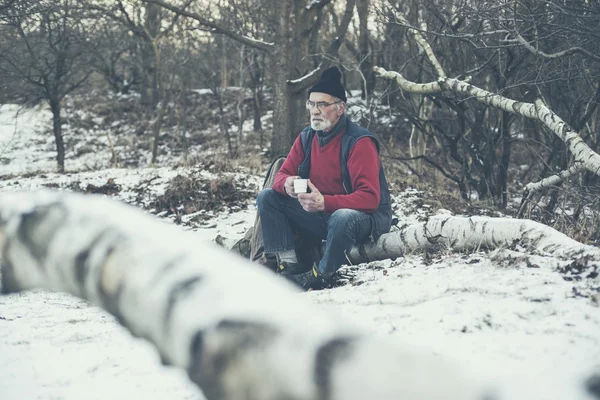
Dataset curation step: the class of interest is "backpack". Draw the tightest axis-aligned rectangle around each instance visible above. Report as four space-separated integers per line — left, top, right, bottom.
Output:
230 156 324 271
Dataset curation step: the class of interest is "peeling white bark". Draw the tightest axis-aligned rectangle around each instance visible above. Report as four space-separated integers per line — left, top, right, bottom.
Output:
0 191 493 400
349 214 600 276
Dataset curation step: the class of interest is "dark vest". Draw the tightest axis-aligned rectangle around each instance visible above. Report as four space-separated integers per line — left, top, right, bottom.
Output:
297 119 393 240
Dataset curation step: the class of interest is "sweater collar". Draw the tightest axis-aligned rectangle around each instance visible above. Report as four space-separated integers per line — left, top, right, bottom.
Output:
315 114 347 147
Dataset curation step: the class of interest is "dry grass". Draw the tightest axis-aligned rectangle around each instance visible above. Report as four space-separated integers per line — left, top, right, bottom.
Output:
149 172 255 224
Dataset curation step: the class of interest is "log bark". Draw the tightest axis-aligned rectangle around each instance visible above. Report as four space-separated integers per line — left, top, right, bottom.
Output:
348 213 600 277
0 191 492 400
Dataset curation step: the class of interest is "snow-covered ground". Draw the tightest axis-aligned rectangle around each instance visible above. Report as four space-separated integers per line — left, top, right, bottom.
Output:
0 102 599 400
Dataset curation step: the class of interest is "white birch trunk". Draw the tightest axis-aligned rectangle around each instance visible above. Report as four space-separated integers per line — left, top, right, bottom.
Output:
0 191 493 400
349 213 600 279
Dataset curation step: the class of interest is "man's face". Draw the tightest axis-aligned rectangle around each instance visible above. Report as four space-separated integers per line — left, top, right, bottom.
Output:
308 92 344 132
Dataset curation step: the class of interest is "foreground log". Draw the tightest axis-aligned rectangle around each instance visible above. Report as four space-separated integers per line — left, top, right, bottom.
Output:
0 190 493 400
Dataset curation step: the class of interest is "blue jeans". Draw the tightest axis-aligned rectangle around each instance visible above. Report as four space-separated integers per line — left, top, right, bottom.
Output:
256 188 372 276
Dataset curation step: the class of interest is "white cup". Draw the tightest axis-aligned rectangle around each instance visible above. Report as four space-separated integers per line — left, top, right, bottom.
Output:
293 179 308 193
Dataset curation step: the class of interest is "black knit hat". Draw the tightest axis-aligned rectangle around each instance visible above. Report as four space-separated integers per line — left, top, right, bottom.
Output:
308 66 347 102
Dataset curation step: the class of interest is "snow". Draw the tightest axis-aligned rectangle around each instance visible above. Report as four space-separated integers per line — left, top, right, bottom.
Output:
0 102 599 400
0 104 55 175
309 254 598 399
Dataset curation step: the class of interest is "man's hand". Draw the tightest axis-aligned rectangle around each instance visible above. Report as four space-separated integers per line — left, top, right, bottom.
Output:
284 175 301 198
298 180 324 212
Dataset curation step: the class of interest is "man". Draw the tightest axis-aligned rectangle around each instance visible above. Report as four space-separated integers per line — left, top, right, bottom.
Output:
256 66 392 290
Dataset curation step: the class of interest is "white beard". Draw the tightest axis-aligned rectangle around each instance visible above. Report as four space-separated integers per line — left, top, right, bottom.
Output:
310 118 332 131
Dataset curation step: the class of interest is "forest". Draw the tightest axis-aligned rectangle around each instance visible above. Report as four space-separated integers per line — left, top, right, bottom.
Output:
1 1 599 400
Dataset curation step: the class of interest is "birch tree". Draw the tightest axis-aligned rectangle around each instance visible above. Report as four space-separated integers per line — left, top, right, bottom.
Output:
0 190 495 400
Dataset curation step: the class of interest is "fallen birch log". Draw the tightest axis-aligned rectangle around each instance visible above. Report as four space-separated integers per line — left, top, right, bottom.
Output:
0 190 493 400
348 213 600 274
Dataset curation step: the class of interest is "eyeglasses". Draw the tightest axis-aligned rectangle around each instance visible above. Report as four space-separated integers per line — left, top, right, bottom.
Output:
306 100 341 110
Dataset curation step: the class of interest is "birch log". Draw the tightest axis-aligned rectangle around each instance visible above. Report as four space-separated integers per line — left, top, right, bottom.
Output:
0 190 494 400
348 213 600 276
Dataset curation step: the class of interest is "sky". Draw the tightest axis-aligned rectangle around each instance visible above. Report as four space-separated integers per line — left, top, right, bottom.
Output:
0 101 599 400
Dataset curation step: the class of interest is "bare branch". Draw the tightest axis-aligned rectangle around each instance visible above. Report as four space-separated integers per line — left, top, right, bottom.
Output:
139 0 274 52
511 0 600 62
389 21 509 40
288 65 321 85
513 32 600 62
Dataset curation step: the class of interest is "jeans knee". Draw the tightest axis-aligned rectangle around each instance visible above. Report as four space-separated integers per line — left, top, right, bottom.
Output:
256 188 278 210
329 209 362 232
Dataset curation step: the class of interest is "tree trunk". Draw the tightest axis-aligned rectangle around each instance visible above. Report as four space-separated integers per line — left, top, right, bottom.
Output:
140 3 161 107
0 190 493 400
176 102 189 163
49 99 65 173
252 87 262 133
216 89 236 157
357 0 374 100
498 111 512 208
270 0 292 156
290 90 307 139
151 90 170 164
248 51 263 136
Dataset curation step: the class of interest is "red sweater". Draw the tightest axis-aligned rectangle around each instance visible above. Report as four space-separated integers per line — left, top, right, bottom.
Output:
272 130 381 213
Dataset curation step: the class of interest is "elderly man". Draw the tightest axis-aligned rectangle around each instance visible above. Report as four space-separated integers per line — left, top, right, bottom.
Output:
256 66 393 290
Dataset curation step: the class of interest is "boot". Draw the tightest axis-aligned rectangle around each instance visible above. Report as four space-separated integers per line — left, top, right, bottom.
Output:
277 261 311 275
283 265 332 291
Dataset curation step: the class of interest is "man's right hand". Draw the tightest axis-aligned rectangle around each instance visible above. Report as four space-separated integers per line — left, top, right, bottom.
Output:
284 175 301 198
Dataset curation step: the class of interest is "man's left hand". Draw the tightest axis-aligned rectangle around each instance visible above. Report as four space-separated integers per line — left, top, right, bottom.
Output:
298 180 325 212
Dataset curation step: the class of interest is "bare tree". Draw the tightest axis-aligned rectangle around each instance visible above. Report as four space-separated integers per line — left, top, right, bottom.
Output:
0 0 94 173
140 0 356 155
88 17 140 95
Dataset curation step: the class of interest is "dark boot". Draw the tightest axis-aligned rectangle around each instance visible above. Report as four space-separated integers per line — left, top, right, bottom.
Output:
277 261 311 275
282 265 332 291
